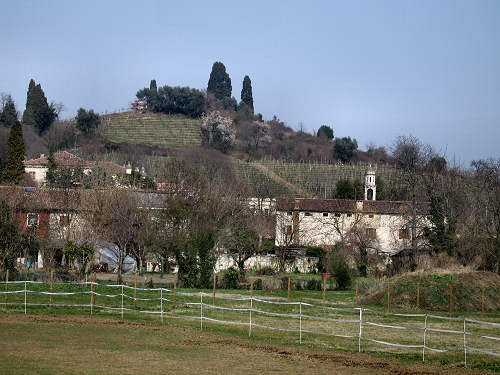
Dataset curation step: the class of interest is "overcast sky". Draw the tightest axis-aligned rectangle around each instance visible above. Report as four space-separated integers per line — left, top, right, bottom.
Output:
1 0 499 165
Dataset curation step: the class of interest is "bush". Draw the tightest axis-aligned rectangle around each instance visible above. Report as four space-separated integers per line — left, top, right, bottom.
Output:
253 278 263 290
327 251 352 290
305 279 322 290
305 246 327 273
256 266 276 276
222 267 240 289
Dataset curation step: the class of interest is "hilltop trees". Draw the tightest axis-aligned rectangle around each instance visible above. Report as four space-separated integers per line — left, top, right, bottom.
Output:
334 137 358 162
22 79 58 134
240 75 253 112
0 95 18 127
75 108 100 134
1 121 25 184
317 125 334 140
136 83 205 118
208 62 232 100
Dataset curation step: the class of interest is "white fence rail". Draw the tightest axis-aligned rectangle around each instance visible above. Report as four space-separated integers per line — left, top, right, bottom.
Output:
1 280 499 367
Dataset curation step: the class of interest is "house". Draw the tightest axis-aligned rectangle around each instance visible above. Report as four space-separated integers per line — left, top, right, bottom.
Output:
24 151 126 186
275 168 430 255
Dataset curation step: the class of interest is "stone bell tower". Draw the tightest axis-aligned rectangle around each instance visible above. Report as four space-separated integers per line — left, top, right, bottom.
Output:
364 166 376 201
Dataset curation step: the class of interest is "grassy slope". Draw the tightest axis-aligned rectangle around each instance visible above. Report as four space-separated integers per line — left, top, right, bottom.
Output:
102 111 201 148
361 271 500 311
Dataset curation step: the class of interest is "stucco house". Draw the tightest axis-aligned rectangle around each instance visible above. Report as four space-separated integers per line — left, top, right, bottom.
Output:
275 168 430 255
24 151 126 186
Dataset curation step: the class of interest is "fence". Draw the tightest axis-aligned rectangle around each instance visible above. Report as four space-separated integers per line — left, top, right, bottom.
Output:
1 280 499 367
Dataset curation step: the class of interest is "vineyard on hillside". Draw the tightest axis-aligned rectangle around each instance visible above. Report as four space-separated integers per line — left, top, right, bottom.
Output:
101 111 201 148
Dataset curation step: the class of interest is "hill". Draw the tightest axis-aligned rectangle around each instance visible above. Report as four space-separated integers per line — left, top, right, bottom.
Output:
101 111 201 148
361 271 500 311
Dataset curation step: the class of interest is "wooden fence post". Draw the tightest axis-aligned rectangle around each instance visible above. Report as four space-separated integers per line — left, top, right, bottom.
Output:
287 277 291 302
322 278 326 308
213 273 216 306
50 270 53 307
416 282 420 310
387 280 391 314
4 269 9 306
449 284 453 316
92 273 96 306
134 273 137 309
173 276 177 308
355 279 359 308
481 287 485 316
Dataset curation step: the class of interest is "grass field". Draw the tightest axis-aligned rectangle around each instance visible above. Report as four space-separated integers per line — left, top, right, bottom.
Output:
0 314 496 375
1 281 499 373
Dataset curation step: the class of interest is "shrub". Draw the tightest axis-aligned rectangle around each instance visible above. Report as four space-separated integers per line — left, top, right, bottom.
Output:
306 279 322 290
256 266 276 276
222 267 240 289
327 251 352 290
253 278 263 290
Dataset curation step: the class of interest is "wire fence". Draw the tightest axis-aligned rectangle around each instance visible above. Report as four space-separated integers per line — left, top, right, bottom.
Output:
1 280 499 367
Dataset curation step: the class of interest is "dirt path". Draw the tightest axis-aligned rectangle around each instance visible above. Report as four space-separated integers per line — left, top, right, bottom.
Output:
0 314 490 375
252 162 312 198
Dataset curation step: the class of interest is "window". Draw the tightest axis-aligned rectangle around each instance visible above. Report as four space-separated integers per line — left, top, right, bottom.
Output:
399 228 410 239
322 212 329 217
334 212 341 217
59 215 70 227
27 213 39 228
305 212 312 216
347 213 352 217
264 209 269 215
287 211 292 216
366 228 376 238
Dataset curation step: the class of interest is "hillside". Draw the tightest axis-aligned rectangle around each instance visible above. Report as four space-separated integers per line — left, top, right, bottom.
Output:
102 111 201 148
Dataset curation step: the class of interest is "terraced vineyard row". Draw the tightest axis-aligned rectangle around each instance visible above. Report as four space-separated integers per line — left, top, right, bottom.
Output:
102 112 201 148
254 160 401 198
232 160 292 197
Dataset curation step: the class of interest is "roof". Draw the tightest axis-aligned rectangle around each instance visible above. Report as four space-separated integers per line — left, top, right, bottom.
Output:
24 151 90 167
276 197 429 215
0 186 170 212
24 152 126 175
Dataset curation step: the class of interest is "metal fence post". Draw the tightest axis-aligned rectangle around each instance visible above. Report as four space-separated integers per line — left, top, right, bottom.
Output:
249 297 252 337
299 302 302 344
463 317 467 368
422 314 428 362
358 308 362 352
121 285 124 320
160 288 163 324
200 292 203 330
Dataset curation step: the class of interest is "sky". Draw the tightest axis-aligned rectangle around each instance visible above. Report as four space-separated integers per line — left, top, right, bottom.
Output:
1 0 499 165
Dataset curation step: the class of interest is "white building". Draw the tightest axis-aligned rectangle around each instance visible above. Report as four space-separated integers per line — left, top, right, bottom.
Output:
275 169 429 254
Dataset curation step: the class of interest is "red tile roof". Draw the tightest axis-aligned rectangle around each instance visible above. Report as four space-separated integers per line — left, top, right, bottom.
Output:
276 197 429 215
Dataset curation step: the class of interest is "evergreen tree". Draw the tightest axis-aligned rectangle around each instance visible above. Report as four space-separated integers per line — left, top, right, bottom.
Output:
46 148 57 187
0 95 18 127
317 125 334 140
149 79 160 111
22 79 57 134
22 79 36 126
334 137 358 163
207 62 232 100
1 121 25 184
240 75 254 112
76 108 100 134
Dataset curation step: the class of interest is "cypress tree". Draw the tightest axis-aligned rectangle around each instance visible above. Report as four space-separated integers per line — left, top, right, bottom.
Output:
0 95 18 127
22 79 57 134
207 62 232 100
46 148 57 187
1 121 25 184
22 79 36 126
240 75 254 112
